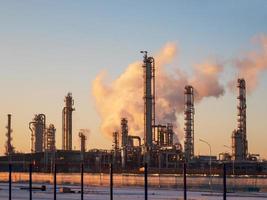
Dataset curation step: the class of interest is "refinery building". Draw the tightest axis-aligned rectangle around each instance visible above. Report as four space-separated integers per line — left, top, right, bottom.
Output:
1 52 267 174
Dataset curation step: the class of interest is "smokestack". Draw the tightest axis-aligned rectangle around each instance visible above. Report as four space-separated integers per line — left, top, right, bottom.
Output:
232 78 248 160
184 85 194 161
62 93 75 151
141 51 155 165
5 114 15 156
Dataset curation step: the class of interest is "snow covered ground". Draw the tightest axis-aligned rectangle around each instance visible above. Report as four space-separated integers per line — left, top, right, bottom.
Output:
1 183 267 200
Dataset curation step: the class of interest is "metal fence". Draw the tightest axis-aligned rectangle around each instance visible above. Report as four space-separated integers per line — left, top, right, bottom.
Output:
2 163 232 200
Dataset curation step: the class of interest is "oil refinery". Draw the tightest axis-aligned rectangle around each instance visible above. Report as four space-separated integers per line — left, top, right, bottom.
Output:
0 52 266 174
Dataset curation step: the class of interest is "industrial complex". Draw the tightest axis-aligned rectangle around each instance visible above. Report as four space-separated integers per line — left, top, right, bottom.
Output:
1 52 267 174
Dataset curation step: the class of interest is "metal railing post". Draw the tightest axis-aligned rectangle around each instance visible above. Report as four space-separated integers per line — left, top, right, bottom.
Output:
145 163 148 200
54 163 57 200
9 164 12 200
223 163 227 200
81 163 84 200
183 163 187 200
29 163 32 200
110 163 113 200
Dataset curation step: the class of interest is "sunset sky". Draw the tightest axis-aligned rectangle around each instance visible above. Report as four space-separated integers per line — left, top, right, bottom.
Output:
0 1 267 158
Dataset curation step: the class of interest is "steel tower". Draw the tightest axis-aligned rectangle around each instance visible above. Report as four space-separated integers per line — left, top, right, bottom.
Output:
62 93 75 150
184 85 194 161
141 51 155 165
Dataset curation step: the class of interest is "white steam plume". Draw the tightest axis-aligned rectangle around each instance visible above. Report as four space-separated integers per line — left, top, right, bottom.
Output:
229 34 267 93
92 43 225 140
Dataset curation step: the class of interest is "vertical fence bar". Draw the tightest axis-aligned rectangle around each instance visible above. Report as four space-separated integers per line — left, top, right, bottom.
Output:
81 163 84 200
9 164 12 200
29 163 32 200
223 163 227 200
54 163 57 200
110 163 113 200
183 163 187 200
145 163 148 200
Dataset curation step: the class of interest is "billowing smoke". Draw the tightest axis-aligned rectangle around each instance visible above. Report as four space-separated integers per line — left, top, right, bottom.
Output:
92 43 224 140
229 35 267 93
190 61 224 99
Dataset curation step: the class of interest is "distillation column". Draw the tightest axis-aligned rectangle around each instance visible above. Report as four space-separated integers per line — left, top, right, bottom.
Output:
79 131 87 161
121 118 128 168
141 51 155 165
184 85 195 161
46 124 56 151
5 114 15 155
112 131 119 166
29 114 46 153
62 93 75 150
166 123 174 146
113 131 119 152
232 78 248 160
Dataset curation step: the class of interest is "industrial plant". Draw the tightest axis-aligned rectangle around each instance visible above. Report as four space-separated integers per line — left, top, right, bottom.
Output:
1 52 267 174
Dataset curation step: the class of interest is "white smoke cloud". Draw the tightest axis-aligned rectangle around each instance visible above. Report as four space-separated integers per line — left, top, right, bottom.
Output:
92 43 225 140
229 34 267 93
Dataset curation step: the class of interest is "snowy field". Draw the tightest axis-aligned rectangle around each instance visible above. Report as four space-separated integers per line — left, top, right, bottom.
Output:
1 183 267 200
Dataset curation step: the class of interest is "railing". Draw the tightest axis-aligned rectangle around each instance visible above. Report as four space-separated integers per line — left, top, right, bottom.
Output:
3 163 231 200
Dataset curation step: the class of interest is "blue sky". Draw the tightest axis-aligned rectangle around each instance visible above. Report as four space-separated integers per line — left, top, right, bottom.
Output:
0 0 267 157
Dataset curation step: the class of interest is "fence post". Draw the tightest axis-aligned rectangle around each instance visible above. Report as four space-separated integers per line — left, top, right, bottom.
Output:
110 163 113 200
29 163 32 200
54 163 57 200
183 163 187 200
81 163 84 200
145 162 148 200
223 163 227 200
9 164 12 200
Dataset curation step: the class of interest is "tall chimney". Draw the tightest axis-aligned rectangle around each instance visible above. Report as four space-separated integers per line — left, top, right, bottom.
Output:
184 85 195 161
5 114 15 156
141 51 155 165
62 93 75 150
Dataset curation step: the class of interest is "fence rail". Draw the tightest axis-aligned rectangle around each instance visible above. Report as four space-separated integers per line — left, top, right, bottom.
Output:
1 163 264 200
